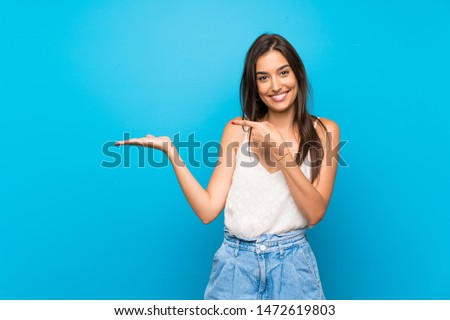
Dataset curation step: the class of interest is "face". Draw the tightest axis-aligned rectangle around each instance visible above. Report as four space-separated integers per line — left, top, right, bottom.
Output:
255 50 298 114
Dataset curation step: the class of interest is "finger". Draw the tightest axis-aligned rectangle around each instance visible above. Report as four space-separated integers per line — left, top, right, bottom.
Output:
115 140 133 146
114 139 143 146
231 119 257 127
129 138 146 146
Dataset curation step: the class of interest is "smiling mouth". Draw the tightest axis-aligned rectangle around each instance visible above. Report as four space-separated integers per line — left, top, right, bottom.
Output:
269 91 289 102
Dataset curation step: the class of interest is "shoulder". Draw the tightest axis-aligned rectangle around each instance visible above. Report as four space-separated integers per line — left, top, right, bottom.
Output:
221 116 247 145
316 117 339 132
314 117 340 142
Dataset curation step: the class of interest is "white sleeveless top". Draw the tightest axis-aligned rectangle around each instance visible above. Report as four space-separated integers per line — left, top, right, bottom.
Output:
224 118 319 240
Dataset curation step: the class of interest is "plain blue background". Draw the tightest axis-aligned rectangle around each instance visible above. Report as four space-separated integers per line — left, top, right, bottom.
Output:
1 0 449 299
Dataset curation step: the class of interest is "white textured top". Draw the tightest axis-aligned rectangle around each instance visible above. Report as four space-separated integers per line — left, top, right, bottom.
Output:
224 118 318 240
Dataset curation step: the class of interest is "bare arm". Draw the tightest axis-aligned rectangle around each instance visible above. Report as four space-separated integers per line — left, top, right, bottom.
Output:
231 118 340 226
277 118 340 225
115 120 242 224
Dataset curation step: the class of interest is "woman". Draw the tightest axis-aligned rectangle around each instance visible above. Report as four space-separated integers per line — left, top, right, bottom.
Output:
115 34 340 300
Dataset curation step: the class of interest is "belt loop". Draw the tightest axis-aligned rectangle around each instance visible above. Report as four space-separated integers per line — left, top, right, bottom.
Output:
278 241 284 259
234 240 240 257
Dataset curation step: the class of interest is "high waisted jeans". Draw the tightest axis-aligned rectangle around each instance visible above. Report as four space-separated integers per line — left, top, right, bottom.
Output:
204 227 325 300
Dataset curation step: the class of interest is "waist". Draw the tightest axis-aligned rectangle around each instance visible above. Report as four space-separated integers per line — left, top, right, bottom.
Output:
223 226 308 254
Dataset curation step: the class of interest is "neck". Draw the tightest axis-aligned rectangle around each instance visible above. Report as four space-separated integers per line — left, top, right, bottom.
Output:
264 108 297 136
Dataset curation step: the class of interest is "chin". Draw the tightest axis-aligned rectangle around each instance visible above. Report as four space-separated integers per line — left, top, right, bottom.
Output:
265 102 295 114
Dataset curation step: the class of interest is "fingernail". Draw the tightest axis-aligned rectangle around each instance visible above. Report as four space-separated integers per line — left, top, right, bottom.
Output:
231 121 235 124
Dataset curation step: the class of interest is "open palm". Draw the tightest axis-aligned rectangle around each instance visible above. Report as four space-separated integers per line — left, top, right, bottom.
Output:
115 134 172 152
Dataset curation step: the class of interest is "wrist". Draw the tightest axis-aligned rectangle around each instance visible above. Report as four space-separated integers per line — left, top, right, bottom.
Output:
274 151 289 162
271 139 289 157
166 142 177 159
166 144 186 168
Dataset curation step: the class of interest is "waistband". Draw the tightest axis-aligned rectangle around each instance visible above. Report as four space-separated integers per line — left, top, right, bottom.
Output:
223 227 307 256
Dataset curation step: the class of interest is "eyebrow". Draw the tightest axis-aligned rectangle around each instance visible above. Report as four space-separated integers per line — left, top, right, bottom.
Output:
256 64 290 75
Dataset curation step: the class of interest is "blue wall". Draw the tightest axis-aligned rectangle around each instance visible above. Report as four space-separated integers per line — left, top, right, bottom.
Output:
1 0 449 299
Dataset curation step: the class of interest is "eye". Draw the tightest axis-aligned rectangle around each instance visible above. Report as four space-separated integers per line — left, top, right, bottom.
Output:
257 75 269 81
280 70 289 76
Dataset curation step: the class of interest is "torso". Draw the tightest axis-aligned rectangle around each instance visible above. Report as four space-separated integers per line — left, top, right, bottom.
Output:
223 133 311 239
223 116 321 239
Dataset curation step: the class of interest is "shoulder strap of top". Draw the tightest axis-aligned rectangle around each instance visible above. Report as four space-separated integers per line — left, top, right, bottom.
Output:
314 117 320 129
242 125 252 144
236 126 250 162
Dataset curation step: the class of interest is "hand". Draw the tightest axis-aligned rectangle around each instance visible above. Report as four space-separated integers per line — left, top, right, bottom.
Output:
115 134 172 153
231 120 286 156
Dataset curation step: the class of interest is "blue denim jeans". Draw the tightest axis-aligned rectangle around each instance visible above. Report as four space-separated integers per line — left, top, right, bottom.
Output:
204 227 325 300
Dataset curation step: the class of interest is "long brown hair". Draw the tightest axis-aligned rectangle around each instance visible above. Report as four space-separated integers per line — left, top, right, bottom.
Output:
240 33 326 183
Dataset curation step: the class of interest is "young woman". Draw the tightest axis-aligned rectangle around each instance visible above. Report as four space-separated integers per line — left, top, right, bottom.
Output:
115 34 340 300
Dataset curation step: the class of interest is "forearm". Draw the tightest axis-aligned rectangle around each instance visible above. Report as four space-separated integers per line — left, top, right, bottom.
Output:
166 145 217 224
278 152 326 226
230 117 338 227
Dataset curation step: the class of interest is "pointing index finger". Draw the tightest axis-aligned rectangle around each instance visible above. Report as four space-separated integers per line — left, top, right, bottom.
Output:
231 119 256 127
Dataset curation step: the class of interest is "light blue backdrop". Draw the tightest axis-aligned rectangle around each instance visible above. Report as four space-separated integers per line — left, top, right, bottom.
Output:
1 0 449 299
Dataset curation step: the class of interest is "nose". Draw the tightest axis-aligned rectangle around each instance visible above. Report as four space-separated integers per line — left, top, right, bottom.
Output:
271 77 281 92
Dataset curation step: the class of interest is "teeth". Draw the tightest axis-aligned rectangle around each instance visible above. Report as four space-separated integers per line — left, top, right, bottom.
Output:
272 92 287 101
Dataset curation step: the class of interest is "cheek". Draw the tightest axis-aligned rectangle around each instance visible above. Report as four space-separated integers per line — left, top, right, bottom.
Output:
288 80 299 96
256 82 267 94
291 84 299 96
286 76 298 89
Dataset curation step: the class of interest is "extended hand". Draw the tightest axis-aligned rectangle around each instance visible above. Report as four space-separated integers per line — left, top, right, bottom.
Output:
115 134 172 153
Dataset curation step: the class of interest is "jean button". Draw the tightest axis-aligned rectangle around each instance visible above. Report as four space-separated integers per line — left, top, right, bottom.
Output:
260 245 266 251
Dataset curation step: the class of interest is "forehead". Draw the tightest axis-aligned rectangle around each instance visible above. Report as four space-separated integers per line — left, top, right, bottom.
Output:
256 50 289 71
